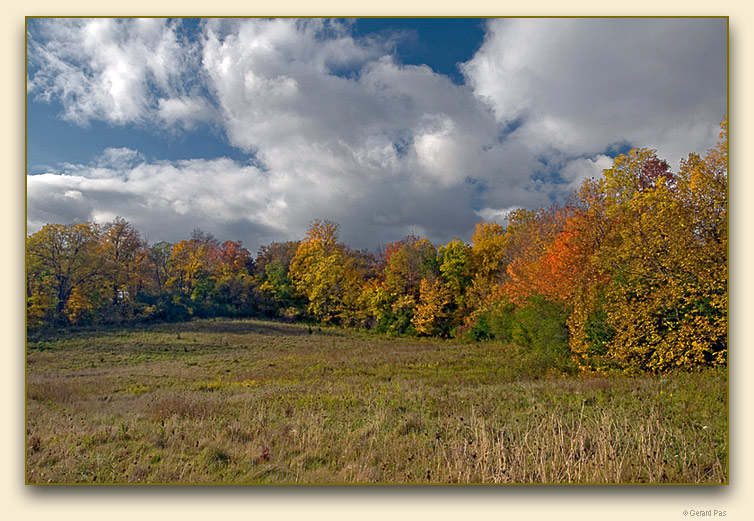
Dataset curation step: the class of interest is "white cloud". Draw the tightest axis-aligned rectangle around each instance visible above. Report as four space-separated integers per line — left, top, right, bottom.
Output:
95 147 144 169
200 20 501 186
28 158 282 247
63 190 83 201
559 155 615 193
27 18 210 127
26 150 484 252
190 18 510 246
462 18 727 168
157 96 216 128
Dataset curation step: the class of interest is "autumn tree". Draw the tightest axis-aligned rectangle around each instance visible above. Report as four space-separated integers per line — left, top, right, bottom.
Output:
503 206 570 305
382 235 438 297
167 229 220 299
211 240 258 316
256 240 300 273
366 235 438 334
216 240 254 277
99 217 150 321
469 221 507 283
438 238 472 296
594 126 727 371
26 222 104 326
462 221 509 330
412 276 453 337
554 180 615 365
289 220 366 324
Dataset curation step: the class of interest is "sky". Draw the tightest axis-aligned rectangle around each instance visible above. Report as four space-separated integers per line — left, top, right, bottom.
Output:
26 17 727 253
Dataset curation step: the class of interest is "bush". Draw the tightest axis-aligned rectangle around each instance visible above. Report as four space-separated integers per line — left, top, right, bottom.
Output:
512 295 570 355
460 296 575 374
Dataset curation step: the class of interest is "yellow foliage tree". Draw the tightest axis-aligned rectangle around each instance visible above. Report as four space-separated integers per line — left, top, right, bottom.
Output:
167 231 220 296
26 222 104 325
412 277 453 337
594 121 727 371
289 220 366 324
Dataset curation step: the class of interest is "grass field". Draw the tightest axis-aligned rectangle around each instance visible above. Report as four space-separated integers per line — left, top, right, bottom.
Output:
26 318 728 484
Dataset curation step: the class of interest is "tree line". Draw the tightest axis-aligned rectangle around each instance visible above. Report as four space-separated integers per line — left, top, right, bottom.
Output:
26 121 727 373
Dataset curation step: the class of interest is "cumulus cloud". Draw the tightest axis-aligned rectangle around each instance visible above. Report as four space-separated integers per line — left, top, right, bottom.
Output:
26 18 727 252
200 20 499 183
191 18 516 245
462 18 727 167
27 18 209 128
26 154 479 251
28 158 277 246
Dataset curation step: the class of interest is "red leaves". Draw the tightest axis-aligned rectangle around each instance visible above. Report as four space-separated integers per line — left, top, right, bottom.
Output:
638 157 675 191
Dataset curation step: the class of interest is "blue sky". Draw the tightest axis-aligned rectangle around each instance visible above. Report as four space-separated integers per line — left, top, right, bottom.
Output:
26 18 727 252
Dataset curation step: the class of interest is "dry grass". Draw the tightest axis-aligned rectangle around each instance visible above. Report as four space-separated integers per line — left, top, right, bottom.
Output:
26 318 727 484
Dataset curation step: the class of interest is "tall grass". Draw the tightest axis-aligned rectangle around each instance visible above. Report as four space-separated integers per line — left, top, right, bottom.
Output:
26 318 727 484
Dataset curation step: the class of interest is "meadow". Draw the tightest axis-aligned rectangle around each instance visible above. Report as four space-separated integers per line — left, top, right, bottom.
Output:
26 318 727 484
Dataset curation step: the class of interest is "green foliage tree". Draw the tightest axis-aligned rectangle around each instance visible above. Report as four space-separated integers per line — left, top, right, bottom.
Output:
255 240 302 318
259 259 295 314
